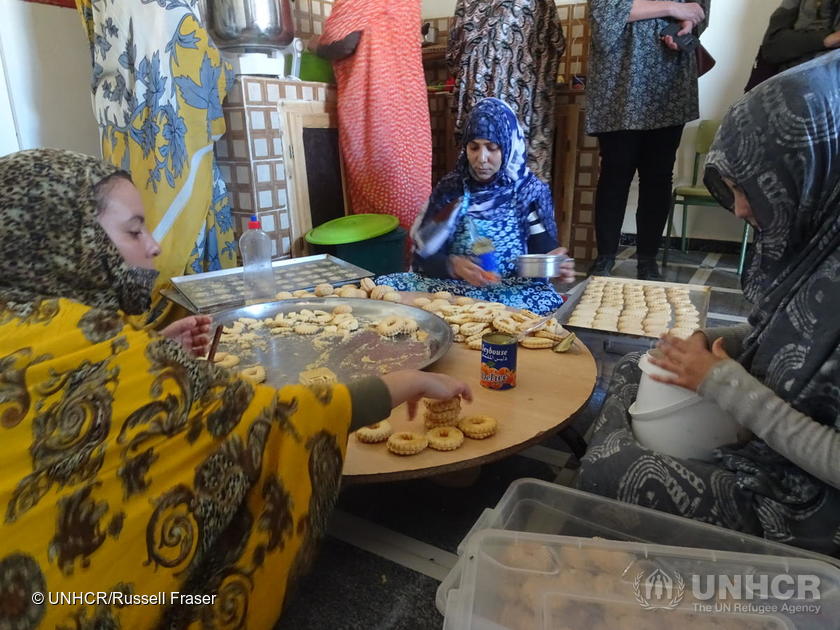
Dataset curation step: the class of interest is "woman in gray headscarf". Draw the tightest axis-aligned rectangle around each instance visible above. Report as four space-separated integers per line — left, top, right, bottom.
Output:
579 52 840 555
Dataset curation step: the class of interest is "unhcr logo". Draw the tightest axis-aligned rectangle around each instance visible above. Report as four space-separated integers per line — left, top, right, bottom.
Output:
632 567 823 615
633 568 685 610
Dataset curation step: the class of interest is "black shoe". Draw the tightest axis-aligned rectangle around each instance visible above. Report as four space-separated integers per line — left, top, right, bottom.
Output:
637 258 663 281
588 255 615 277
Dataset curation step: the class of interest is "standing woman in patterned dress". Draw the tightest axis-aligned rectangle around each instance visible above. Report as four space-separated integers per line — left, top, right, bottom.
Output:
313 1 432 231
447 0 565 183
586 0 709 280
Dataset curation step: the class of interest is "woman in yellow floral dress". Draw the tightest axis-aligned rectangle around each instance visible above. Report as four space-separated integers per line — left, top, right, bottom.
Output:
0 149 470 629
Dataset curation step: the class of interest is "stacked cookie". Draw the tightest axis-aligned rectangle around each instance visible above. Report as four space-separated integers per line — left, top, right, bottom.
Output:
424 397 462 429
353 396 499 456
567 279 701 338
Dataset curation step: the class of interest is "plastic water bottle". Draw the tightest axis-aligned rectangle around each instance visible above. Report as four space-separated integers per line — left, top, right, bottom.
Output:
239 215 276 303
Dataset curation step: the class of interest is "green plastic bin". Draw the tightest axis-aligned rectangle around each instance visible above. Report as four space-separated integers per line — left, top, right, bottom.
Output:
305 214 406 276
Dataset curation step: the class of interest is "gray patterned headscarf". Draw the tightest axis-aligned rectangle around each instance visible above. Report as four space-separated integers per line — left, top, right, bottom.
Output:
706 52 840 426
0 149 157 316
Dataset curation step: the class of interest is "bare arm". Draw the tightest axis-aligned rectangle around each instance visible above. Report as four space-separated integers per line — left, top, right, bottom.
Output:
629 1 705 25
629 0 677 22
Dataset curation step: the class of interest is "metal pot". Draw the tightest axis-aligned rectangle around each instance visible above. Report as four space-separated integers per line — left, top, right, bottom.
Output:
517 254 574 278
204 0 295 52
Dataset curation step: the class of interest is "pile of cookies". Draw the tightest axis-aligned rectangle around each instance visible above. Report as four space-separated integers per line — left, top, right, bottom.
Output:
274 277 402 302
409 292 571 351
355 396 499 456
567 278 700 338
208 352 267 384
219 304 425 349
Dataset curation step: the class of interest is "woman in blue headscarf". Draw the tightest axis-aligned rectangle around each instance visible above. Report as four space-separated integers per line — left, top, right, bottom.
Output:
378 98 574 314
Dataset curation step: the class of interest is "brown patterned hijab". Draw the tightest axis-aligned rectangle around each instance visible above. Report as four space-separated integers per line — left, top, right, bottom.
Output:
0 149 156 316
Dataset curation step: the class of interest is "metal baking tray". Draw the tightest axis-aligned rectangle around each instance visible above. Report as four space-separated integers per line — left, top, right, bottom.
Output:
169 254 374 313
557 277 711 340
210 298 453 388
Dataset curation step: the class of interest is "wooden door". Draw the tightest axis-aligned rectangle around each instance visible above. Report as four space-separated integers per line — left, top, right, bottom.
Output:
278 100 349 257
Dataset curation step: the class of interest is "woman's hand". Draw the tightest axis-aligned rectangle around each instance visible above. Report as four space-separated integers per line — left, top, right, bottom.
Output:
546 247 576 285
668 2 704 26
649 333 729 392
160 315 212 357
450 255 500 287
824 30 840 49
381 370 473 420
306 35 322 52
661 19 695 50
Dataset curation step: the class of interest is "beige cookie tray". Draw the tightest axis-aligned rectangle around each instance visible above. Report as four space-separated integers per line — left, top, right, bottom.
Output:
557 277 711 339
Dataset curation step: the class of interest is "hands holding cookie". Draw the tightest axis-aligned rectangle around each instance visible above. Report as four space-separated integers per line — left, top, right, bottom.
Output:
380 370 473 421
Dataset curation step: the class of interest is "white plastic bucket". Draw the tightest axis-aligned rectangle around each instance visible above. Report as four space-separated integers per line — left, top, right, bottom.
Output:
630 396 740 462
635 351 699 413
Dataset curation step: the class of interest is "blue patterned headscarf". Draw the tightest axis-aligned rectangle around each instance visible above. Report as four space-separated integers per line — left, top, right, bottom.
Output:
411 98 557 258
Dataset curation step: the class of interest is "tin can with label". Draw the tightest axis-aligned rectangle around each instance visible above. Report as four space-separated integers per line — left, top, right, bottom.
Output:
480 332 517 390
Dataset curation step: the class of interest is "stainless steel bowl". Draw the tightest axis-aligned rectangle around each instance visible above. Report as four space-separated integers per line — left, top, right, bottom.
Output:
209 298 453 387
205 0 295 52
517 254 573 278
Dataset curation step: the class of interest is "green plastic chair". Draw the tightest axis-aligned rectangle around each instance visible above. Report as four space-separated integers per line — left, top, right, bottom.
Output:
663 120 752 275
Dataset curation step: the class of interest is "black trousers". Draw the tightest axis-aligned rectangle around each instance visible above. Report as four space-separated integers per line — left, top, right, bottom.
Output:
593 125 684 259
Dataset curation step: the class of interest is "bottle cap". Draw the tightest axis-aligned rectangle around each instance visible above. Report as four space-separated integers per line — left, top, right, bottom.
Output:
248 214 261 229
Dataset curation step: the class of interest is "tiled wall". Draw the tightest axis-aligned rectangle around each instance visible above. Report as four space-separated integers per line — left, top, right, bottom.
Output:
216 77 337 260
556 90 599 262
294 0 334 37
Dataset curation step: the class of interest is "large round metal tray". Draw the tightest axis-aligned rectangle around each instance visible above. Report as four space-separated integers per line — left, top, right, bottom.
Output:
211 298 453 388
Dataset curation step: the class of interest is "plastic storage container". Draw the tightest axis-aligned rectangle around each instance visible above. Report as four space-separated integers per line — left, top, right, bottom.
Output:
239 215 276 303
437 478 839 614
445 529 839 629
306 214 405 276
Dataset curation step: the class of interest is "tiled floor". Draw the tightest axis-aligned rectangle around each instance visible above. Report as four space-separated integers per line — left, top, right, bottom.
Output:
276 247 752 630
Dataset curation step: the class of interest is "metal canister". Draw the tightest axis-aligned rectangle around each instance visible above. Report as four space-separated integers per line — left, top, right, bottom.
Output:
480 332 517 390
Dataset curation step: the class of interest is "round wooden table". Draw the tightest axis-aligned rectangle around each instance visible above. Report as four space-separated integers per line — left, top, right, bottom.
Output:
342 294 598 484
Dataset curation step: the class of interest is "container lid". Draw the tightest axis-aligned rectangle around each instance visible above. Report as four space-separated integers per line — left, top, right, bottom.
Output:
305 213 399 245
446 529 840 630
248 214 261 230
437 478 840 615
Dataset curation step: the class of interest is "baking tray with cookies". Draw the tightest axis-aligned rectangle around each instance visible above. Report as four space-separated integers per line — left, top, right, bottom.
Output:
167 254 374 313
557 277 711 340
207 298 453 389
